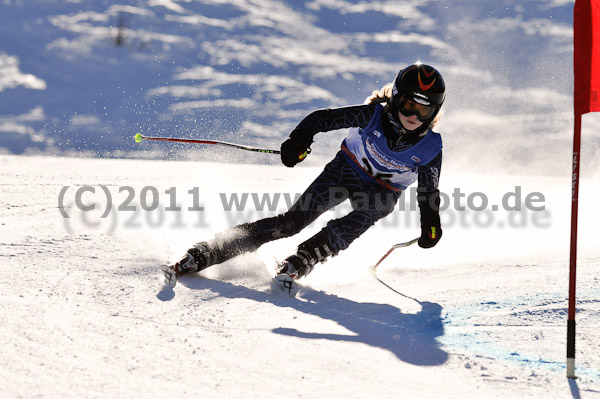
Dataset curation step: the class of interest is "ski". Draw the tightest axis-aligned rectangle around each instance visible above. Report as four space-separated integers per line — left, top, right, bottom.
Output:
272 274 298 297
160 257 300 297
160 265 177 288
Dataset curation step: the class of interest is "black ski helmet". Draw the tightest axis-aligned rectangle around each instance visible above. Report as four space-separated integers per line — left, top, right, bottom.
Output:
390 63 446 125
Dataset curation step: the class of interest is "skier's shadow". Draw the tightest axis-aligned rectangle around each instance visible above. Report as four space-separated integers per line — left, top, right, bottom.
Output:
178 275 448 366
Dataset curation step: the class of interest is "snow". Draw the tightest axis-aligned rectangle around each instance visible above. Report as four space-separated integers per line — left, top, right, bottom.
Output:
1 154 599 398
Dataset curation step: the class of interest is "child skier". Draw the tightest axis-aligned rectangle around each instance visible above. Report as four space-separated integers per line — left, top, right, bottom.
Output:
163 63 445 295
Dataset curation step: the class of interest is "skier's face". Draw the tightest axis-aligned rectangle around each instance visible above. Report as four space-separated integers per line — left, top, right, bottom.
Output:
398 112 424 131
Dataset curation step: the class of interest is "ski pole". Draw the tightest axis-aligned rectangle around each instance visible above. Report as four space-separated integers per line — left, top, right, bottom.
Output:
368 237 419 275
134 133 281 154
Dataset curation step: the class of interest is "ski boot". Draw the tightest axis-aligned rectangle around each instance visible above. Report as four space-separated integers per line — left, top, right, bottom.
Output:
161 242 214 288
273 250 317 297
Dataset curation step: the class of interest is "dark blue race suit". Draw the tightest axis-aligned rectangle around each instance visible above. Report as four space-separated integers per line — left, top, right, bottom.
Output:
205 103 443 266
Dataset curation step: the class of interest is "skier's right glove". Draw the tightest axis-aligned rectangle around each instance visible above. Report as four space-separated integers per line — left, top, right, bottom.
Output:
281 128 313 167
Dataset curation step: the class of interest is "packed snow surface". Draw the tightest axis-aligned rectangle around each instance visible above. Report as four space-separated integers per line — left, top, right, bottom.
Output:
1 154 598 398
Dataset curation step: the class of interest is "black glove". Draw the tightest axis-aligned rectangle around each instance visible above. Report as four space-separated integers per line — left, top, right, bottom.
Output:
417 187 442 248
418 225 442 248
281 129 313 167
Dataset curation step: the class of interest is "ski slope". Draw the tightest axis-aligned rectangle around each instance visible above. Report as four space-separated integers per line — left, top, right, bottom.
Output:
1 154 599 398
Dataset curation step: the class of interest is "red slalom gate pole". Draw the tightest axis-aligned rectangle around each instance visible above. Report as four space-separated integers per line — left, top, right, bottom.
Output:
567 113 582 379
570 0 600 379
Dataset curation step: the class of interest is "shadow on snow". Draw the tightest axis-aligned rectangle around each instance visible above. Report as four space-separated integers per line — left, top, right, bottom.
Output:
159 273 448 367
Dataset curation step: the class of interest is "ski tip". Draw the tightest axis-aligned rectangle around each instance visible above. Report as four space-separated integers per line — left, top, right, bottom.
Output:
134 133 144 143
368 265 377 275
273 274 298 297
159 265 177 288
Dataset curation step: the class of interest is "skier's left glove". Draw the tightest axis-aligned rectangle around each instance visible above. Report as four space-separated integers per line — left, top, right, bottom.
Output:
418 225 442 248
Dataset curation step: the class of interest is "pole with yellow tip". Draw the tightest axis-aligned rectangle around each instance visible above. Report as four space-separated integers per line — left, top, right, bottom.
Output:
134 133 281 154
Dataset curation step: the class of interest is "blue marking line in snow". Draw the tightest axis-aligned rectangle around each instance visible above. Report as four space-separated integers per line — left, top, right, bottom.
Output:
439 291 600 380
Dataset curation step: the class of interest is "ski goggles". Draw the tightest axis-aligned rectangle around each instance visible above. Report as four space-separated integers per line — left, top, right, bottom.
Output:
395 95 438 122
